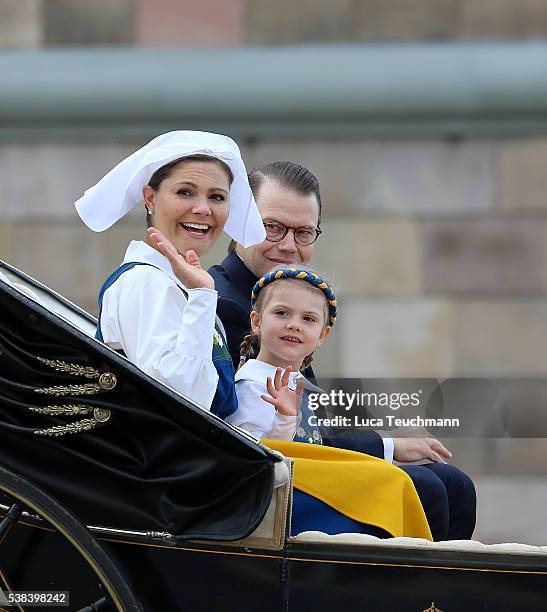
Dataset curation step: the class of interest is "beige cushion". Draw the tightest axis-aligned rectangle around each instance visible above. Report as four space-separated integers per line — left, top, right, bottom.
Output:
292 531 547 557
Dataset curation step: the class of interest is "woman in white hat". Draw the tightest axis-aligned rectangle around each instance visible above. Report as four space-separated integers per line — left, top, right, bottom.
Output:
75 131 433 540
75 131 265 418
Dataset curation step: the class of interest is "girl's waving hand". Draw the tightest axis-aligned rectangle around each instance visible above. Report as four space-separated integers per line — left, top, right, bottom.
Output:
261 366 305 417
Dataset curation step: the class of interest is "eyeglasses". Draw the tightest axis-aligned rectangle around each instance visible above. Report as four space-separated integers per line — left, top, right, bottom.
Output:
263 221 322 246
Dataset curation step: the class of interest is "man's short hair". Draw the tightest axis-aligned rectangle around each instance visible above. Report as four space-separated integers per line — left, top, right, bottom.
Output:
229 161 322 253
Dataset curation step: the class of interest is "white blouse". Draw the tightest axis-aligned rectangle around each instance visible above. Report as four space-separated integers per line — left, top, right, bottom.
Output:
229 359 302 440
99 240 219 410
230 359 394 461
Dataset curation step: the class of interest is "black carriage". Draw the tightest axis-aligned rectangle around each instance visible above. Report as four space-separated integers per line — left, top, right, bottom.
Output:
0 259 546 612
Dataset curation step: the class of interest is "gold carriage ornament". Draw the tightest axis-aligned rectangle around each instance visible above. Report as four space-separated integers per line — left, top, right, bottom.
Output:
31 357 116 437
423 603 442 612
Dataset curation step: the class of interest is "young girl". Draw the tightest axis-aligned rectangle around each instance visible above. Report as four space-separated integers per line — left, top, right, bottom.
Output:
227 267 334 444
227 267 432 538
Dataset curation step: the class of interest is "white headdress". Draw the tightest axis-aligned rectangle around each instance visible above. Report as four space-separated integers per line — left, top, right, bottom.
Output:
74 131 265 247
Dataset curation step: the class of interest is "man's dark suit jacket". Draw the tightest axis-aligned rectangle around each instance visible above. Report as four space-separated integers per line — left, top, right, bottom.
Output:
209 252 385 458
209 251 258 370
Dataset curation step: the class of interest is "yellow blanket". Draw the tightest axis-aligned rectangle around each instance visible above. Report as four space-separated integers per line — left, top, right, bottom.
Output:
263 439 432 540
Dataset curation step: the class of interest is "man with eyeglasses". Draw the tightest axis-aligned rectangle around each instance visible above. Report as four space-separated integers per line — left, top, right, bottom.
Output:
209 161 322 370
209 160 476 541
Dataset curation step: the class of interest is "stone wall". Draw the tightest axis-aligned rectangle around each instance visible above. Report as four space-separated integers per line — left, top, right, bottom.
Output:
4 136 546 382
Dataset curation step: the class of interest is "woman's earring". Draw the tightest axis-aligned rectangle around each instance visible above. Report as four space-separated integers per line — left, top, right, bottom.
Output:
146 207 154 216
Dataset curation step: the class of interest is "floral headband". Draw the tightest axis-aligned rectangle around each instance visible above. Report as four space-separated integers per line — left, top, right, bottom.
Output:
251 268 337 327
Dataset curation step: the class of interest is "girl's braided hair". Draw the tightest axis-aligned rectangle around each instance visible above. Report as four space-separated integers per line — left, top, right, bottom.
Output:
238 332 259 368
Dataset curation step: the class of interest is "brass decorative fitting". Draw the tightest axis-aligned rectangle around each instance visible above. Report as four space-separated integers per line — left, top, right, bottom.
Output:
34 356 117 395
98 372 117 391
